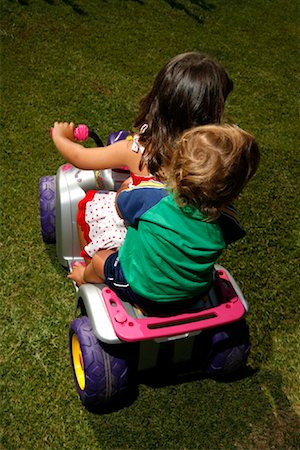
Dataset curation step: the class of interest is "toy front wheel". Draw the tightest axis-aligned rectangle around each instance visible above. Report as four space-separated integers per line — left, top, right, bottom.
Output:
39 175 56 243
69 316 131 409
106 130 130 146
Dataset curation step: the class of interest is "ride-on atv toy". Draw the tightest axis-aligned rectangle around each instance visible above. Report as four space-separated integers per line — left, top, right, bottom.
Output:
39 125 251 410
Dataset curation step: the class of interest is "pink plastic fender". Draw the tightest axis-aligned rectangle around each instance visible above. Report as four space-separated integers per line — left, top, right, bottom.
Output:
102 269 247 342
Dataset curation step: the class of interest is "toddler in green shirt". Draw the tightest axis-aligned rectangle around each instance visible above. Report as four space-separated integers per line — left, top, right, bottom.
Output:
69 124 260 314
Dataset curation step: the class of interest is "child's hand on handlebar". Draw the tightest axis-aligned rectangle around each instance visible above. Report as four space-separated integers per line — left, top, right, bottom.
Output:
52 122 75 141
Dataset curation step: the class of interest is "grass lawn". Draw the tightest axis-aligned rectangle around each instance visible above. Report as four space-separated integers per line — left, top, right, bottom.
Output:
1 0 299 448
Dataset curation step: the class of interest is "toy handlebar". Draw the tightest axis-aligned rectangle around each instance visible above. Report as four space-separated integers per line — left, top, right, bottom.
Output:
50 124 89 141
51 124 104 147
74 124 89 141
50 124 130 190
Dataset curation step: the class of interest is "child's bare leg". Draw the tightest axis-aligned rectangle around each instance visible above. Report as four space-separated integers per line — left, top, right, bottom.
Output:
68 249 115 286
91 249 116 281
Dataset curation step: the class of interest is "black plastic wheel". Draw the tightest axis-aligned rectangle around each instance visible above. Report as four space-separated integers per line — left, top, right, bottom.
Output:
69 316 131 408
39 175 56 243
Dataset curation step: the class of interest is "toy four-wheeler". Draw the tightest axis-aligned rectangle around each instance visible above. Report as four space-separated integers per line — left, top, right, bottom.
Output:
39 125 251 409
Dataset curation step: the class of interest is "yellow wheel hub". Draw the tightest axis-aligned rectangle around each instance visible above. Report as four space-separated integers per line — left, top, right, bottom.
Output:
72 334 85 390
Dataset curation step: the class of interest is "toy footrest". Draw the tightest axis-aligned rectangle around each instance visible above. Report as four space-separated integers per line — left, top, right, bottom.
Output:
102 269 247 342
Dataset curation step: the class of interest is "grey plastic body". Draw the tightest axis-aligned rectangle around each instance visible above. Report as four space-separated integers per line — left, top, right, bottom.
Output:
56 164 129 267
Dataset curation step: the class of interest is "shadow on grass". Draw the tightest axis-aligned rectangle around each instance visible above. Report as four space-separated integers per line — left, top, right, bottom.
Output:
138 363 256 389
163 0 215 24
86 368 254 417
131 0 216 23
12 0 215 23
88 368 300 449
11 0 87 15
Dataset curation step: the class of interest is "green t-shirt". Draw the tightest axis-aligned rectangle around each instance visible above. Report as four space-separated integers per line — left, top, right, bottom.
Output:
117 181 226 302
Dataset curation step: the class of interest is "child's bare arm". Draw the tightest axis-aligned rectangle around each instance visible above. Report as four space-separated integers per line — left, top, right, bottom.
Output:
52 122 142 172
68 250 115 285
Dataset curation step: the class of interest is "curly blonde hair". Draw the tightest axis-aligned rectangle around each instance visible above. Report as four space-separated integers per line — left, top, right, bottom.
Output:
168 124 260 220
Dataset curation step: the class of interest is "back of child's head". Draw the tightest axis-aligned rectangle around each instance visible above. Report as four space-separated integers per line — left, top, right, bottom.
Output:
168 124 260 220
135 52 233 178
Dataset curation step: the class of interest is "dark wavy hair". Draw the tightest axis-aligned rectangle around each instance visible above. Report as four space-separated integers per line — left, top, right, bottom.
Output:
134 52 234 179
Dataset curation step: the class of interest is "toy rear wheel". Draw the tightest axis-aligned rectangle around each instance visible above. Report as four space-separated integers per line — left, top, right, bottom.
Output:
195 319 250 378
69 316 132 409
39 175 56 243
204 319 250 377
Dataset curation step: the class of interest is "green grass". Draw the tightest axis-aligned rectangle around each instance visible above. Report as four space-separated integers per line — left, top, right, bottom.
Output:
1 0 299 448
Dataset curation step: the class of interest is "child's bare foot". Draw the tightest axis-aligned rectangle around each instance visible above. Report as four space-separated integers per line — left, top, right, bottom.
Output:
68 262 86 286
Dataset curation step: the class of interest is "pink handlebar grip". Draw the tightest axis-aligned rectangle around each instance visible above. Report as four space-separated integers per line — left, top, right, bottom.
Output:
50 124 89 141
73 124 89 141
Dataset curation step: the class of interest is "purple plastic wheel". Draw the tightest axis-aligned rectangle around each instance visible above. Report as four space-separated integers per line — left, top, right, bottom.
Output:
203 319 250 377
39 175 56 243
69 316 131 408
106 130 130 146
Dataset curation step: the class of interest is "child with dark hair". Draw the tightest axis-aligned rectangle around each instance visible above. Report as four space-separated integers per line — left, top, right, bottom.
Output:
52 52 233 261
68 124 260 314
134 52 233 179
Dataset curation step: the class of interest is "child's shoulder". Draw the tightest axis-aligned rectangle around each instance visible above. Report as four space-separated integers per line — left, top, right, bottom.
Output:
117 180 167 224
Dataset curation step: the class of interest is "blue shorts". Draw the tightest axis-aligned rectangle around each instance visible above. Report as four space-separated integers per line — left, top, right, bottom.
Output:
103 251 144 306
103 252 200 315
